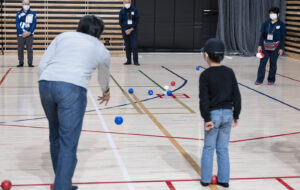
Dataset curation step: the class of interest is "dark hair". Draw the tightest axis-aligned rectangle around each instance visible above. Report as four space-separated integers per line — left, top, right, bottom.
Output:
269 7 280 14
206 52 224 63
77 15 104 38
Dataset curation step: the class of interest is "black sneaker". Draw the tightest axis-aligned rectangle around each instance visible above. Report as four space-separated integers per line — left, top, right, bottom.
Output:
28 65 34 67
200 181 209 187
124 62 131 65
134 63 140 66
17 64 23 67
217 181 229 188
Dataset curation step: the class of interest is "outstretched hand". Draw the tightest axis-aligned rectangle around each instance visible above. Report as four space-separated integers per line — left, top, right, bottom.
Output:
98 89 110 106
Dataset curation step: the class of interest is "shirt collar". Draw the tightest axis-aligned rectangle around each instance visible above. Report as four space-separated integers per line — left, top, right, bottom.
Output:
22 8 31 13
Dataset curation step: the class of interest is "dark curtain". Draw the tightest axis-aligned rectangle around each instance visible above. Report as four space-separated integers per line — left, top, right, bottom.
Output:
217 0 286 56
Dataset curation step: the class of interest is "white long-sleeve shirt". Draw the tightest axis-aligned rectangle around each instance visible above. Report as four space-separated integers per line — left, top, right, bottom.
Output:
38 32 110 92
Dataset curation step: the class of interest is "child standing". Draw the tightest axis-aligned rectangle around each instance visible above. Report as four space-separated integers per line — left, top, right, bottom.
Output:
199 38 241 188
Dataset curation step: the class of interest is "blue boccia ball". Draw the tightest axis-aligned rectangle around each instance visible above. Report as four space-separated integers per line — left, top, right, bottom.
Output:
114 116 123 125
128 88 134 94
167 90 172 96
148 90 153 95
196 66 200 71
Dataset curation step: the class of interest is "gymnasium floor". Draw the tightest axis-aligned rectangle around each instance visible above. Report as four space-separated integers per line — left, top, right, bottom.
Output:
0 53 300 190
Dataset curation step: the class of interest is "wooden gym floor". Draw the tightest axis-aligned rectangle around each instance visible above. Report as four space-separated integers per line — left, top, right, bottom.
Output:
0 53 300 190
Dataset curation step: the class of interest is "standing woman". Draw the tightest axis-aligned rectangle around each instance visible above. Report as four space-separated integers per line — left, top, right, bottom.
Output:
38 15 110 190
255 7 286 86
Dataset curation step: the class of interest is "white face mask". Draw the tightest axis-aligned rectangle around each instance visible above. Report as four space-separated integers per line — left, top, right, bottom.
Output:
23 5 30 11
270 13 278 20
124 3 131 9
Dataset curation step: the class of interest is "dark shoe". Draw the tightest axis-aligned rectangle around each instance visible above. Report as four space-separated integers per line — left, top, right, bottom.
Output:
254 81 262 85
268 82 274 86
50 185 78 190
217 181 229 188
124 62 131 65
17 64 23 67
200 181 209 187
28 65 34 67
134 63 140 66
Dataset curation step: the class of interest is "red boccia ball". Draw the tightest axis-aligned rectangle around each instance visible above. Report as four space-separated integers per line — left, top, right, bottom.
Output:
1 180 12 190
211 175 217 185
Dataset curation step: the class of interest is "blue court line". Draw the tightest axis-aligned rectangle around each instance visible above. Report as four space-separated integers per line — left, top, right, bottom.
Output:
161 66 187 92
238 83 300 111
198 65 300 111
0 66 188 124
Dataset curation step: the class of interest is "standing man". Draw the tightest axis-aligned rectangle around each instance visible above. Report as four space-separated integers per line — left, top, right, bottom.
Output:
38 15 110 190
16 0 36 67
119 0 140 66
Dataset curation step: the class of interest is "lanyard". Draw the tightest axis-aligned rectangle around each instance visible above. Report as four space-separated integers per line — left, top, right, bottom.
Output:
267 22 278 35
126 9 133 20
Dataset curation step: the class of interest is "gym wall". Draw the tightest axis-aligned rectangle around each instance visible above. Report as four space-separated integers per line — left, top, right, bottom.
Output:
285 0 300 59
134 0 218 51
0 0 124 54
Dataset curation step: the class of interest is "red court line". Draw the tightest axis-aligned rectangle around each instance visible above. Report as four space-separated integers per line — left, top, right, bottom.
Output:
166 181 176 190
2 123 300 144
230 176 300 180
276 73 300 83
0 124 48 130
83 129 201 141
0 68 12 86
276 178 294 190
266 70 300 83
10 176 300 187
230 131 300 143
0 123 202 141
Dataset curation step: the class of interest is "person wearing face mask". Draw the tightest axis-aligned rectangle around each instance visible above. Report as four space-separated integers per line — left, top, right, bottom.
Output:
255 7 286 86
16 0 37 67
119 0 140 66
39 15 110 190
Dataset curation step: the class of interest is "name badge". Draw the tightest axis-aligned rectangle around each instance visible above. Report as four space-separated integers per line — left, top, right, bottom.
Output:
131 11 135 15
267 34 273 41
276 25 280 29
128 19 133 25
26 14 33 23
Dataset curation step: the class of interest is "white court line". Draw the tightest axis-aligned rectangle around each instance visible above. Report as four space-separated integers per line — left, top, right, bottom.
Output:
225 56 233 60
88 90 135 190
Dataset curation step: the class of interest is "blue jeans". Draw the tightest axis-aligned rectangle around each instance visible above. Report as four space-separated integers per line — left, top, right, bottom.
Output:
201 109 233 183
39 81 87 190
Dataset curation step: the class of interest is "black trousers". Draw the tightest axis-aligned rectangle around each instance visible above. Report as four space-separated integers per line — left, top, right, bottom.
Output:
256 47 280 83
18 36 33 66
122 29 138 64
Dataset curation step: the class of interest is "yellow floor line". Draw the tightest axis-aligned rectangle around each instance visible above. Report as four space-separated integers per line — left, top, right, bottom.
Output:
173 97 196 113
110 75 143 114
